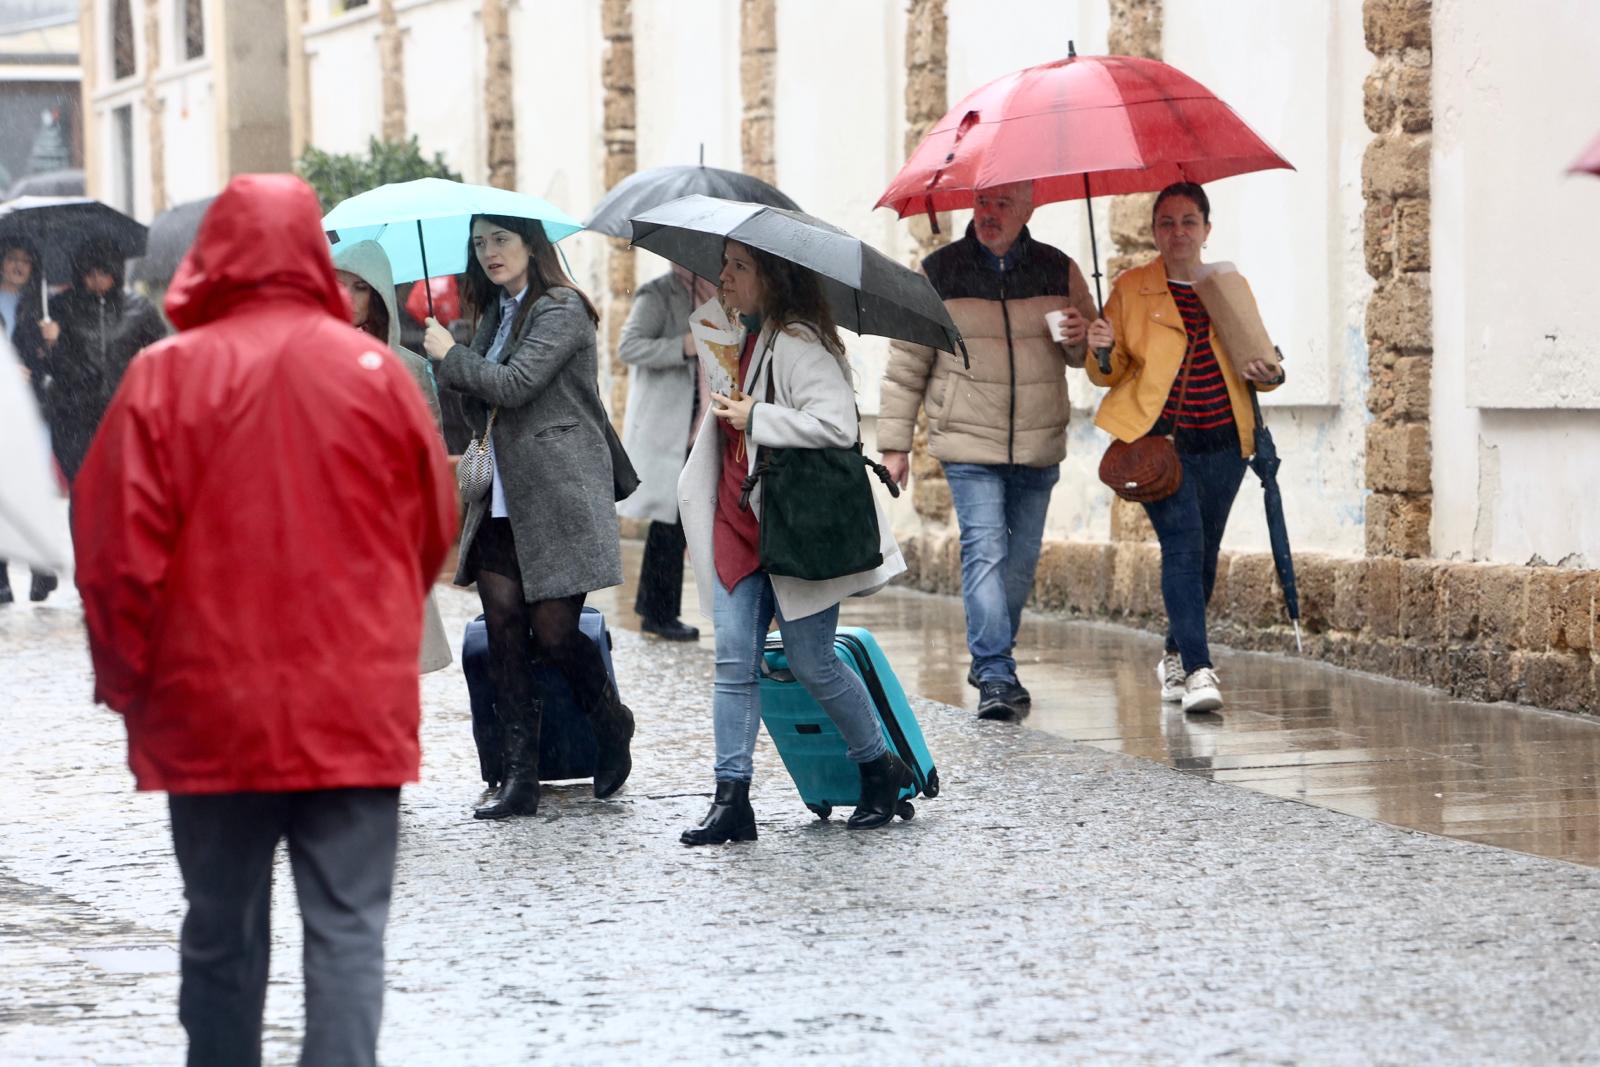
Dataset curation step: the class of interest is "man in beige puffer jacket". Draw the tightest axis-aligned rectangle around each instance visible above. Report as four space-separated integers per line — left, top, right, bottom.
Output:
879 181 1095 719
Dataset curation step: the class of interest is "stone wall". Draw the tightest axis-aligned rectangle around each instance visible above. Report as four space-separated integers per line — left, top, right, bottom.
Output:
601 0 636 429
378 0 406 143
1361 0 1432 557
739 0 776 185
141 0 166 215
897 532 1600 714
481 0 515 190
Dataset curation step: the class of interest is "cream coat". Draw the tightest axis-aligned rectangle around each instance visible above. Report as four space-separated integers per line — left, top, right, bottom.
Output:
678 323 905 624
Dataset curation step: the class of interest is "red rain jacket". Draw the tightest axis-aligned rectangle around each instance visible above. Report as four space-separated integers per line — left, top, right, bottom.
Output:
72 174 458 794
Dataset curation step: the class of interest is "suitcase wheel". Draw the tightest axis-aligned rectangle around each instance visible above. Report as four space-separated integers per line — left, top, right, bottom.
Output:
923 768 940 799
807 803 833 821
897 800 915 822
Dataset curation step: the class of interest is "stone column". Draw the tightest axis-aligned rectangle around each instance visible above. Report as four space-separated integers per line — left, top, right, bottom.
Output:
903 0 952 525
142 0 167 215
378 0 406 143
739 0 776 184
601 0 636 429
1360 0 1432 558
482 0 515 190
1105 0 1164 543
287 0 312 160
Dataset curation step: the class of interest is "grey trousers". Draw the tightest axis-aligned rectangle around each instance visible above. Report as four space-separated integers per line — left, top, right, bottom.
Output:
167 788 401 1067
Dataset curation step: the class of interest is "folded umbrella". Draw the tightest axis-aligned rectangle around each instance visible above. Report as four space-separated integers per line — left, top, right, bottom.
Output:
323 178 582 317
628 194 966 361
1247 384 1301 652
878 41 1292 363
0 196 148 319
586 161 800 239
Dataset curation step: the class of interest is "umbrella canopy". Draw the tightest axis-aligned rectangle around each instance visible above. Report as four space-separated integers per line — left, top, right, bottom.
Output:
129 196 215 288
629 194 965 359
5 168 85 200
0 195 148 283
322 177 582 285
1247 386 1301 651
1569 132 1600 177
585 164 800 239
0 336 71 572
877 46 1293 217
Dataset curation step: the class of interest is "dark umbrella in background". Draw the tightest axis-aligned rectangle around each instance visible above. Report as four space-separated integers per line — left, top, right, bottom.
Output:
1247 377 1301 652
585 151 801 238
4 168 85 200
628 194 967 362
129 196 215 290
0 196 147 321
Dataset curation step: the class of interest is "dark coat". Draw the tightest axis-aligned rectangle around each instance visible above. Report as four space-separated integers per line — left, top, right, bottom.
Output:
45 286 168 479
438 286 623 603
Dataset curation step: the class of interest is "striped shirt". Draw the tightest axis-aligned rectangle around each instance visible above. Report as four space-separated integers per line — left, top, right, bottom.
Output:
1153 280 1236 453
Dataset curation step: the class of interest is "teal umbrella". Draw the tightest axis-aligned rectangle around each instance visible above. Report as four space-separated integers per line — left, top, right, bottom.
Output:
322 178 583 316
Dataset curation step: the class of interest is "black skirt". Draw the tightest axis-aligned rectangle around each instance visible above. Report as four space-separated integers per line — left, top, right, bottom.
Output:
465 516 521 582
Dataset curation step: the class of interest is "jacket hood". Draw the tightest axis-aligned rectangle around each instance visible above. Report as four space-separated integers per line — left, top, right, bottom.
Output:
165 174 349 331
331 240 402 349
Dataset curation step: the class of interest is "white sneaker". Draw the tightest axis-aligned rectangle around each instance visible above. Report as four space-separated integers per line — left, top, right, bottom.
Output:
1156 654 1186 702
1182 667 1223 713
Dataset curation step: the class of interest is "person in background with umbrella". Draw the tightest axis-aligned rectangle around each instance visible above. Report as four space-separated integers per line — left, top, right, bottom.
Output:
876 180 1096 721
616 262 719 643
677 239 914 846
1085 182 1283 713
421 213 634 821
41 239 167 481
333 239 453 675
0 237 59 604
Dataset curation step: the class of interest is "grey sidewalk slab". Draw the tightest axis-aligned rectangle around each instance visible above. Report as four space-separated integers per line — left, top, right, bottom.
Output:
3 585 1600 1064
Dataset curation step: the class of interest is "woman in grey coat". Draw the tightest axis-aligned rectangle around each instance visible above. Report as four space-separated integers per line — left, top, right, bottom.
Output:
332 239 453 674
616 264 716 642
422 213 632 821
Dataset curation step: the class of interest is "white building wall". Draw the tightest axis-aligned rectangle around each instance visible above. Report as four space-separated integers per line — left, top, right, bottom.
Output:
1432 0 1600 567
400 0 487 185
303 6 386 157
157 64 218 207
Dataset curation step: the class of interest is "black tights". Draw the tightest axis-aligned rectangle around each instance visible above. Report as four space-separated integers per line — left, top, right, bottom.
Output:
474 569 610 722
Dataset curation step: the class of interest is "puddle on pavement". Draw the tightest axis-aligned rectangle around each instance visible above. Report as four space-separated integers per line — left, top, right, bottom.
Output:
595 540 1600 869
77 945 178 974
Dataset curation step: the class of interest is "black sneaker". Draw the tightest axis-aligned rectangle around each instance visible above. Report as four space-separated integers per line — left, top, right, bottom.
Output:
641 617 700 642
1007 681 1032 706
967 667 979 689
977 681 1023 721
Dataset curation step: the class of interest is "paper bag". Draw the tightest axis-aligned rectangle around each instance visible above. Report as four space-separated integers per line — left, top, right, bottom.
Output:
689 294 746 397
1191 262 1280 376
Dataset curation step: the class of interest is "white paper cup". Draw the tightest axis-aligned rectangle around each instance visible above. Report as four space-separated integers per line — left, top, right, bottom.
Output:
1045 309 1071 343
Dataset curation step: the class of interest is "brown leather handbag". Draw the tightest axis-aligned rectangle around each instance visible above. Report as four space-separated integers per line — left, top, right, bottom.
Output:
1098 350 1193 503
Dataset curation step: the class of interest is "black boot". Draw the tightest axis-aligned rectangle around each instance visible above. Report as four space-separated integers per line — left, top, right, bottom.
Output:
28 570 56 603
475 701 541 820
847 752 914 829
0 567 12 606
587 682 635 799
680 780 757 846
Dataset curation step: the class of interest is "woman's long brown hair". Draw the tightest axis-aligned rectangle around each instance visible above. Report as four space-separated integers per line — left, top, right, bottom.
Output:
740 242 846 359
461 213 599 336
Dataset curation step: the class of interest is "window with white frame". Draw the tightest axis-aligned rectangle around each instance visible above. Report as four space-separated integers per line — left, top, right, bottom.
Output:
110 0 136 81
179 0 205 61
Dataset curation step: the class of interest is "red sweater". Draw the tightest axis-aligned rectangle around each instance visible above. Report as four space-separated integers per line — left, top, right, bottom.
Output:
714 334 762 590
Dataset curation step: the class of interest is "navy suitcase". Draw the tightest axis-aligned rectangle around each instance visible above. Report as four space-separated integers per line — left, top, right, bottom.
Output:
462 606 616 784
759 626 940 822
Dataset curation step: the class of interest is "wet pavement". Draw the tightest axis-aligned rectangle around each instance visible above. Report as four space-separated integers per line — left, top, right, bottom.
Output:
5 554 1600 1063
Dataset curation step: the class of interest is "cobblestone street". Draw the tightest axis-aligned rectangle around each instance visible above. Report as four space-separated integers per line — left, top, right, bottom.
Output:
5 581 1600 1065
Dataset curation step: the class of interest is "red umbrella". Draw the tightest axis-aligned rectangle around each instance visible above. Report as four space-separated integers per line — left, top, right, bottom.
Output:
1570 133 1600 176
878 42 1292 326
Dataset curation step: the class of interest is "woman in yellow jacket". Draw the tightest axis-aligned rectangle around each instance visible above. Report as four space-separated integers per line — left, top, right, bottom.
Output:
1086 182 1283 714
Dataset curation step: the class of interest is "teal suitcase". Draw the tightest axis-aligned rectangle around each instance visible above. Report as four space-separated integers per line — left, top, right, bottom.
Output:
759 626 940 821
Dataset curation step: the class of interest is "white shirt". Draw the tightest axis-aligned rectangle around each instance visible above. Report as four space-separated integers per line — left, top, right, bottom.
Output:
487 286 528 519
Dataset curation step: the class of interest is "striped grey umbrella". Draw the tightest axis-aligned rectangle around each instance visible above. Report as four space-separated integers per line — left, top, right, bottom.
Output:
628 194 967 362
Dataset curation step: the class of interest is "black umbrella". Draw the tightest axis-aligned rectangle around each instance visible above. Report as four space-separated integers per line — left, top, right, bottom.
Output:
1248 382 1301 652
585 159 800 239
0 196 148 306
628 194 967 362
5 168 85 200
129 196 215 288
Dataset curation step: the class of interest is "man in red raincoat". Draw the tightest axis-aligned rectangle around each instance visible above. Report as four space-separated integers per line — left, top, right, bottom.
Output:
72 173 457 1067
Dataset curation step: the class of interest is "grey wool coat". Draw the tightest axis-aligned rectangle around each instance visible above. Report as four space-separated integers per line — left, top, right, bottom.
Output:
616 272 696 525
437 286 623 603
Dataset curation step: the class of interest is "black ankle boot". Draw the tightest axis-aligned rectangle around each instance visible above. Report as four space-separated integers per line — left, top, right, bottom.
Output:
28 571 56 603
475 702 541 820
680 780 757 846
587 682 634 800
847 752 914 829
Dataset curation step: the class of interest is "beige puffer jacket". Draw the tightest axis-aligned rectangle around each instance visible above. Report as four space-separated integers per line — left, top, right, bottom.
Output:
878 227 1096 467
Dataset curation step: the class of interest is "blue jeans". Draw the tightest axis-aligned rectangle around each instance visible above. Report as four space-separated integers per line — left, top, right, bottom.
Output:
942 462 1060 684
712 572 888 782
1142 448 1248 674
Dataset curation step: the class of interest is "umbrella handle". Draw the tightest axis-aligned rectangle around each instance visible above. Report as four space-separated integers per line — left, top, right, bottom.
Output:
416 220 435 322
